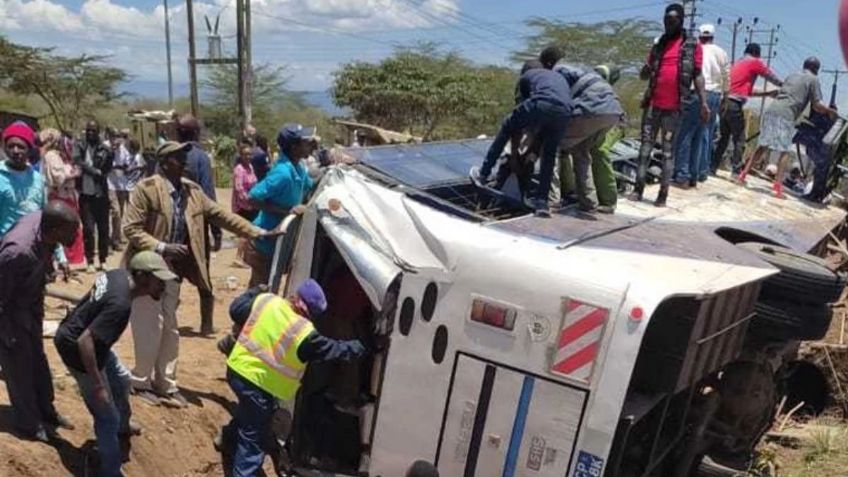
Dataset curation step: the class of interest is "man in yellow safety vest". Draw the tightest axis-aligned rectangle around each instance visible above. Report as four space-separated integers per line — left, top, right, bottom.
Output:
225 279 366 477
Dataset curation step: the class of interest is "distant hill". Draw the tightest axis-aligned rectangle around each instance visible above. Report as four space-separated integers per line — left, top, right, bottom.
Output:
301 90 349 117
119 80 347 116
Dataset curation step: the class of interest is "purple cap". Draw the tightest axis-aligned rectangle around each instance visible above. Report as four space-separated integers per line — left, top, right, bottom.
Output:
296 279 327 317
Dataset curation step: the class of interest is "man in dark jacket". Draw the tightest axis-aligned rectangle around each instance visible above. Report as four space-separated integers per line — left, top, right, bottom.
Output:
73 121 114 271
176 114 221 335
0 202 80 442
473 51 572 217
553 63 624 213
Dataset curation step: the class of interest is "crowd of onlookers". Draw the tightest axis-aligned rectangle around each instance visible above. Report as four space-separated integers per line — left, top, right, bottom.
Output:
0 111 368 476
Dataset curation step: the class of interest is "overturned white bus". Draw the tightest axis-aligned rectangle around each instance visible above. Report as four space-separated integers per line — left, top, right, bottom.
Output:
270 138 846 477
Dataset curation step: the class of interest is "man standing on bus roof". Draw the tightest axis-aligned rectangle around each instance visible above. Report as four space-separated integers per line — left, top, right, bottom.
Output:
224 279 368 477
631 3 707 207
711 43 783 176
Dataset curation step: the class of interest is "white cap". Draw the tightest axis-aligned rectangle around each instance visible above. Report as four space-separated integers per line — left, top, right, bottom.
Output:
699 24 715 37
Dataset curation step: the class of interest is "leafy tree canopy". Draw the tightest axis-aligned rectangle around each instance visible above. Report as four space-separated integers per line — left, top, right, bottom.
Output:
332 44 515 140
200 62 307 137
0 36 127 132
512 18 660 73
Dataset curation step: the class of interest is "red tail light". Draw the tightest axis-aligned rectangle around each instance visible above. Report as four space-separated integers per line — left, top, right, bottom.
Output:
470 298 517 331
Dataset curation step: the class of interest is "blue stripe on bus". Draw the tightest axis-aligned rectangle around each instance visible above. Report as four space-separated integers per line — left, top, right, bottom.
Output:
502 375 535 477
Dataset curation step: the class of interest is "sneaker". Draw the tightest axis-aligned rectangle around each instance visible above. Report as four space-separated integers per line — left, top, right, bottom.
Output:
133 389 161 406
627 187 644 202
773 182 785 199
530 199 551 217
162 391 189 408
469 166 491 187
596 205 616 214
85 264 95 274
22 427 50 443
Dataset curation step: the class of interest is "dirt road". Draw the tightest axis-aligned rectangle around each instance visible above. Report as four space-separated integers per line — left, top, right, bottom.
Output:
0 189 278 476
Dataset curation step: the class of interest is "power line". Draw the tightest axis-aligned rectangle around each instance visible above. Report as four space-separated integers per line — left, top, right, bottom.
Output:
251 9 402 48
396 0 513 52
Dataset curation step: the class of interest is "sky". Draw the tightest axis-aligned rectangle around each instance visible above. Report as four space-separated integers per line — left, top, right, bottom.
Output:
2 0 847 104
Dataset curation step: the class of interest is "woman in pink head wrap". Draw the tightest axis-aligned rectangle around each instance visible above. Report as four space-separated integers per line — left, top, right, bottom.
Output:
40 128 85 265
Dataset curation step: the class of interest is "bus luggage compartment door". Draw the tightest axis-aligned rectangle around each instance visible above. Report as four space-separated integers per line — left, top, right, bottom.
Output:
437 353 587 477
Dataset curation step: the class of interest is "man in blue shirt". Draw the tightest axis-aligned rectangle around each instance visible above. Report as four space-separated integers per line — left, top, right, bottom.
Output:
176 115 221 335
245 124 316 287
473 48 572 216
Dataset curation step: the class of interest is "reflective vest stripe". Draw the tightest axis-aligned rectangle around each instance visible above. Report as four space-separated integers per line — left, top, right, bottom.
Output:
272 317 312 363
236 333 305 380
240 294 277 336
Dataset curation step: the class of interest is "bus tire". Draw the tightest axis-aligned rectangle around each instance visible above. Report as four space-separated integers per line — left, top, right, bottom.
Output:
750 300 833 342
737 242 847 305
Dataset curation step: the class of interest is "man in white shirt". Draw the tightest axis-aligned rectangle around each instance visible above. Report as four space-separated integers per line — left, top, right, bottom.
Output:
697 24 730 182
673 23 729 188
108 131 132 251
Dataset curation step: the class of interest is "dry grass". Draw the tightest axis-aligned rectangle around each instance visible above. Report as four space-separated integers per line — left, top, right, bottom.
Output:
760 416 848 477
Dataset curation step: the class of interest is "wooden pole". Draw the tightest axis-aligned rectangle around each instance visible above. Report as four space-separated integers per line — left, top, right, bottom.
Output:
186 0 199 117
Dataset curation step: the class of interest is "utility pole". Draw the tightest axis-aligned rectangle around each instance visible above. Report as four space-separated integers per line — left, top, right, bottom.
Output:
729 17 743 63
186 0 199 117
236 0 245 126
682 0 699 32
822 69 848 107
185 0 239 122
244 0 253 128
163 0 174 107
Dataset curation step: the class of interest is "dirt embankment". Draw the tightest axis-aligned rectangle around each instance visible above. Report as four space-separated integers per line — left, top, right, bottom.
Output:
0 219 277 476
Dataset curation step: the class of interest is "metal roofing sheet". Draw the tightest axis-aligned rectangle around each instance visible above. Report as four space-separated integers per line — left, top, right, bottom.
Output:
345 138 492 189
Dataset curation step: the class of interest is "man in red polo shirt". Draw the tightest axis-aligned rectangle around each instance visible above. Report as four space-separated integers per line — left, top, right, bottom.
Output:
711 43 783 176
631 3 708 207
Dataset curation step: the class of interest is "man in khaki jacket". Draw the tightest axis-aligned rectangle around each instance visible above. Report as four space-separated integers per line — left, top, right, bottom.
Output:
123 141 277 407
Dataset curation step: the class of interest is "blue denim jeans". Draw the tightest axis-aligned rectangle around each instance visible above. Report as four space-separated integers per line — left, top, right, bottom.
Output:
228 368 278 477
481 98 570 201
700 91 722 180
673 96 705 183
69 351 132 477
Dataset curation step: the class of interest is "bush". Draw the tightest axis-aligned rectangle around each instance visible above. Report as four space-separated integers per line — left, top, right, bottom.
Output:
210 134 236 188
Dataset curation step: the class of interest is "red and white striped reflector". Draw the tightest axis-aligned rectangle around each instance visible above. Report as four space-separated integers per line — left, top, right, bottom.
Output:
551 299 609 383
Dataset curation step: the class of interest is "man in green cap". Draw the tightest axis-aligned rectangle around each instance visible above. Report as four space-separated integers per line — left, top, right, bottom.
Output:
55 251 177 477
123 141 279 407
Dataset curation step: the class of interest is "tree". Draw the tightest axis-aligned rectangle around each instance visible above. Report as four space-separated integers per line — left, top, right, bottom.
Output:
200 62 305 137
0 37 127 132
513 18 659 72
332 45 514 141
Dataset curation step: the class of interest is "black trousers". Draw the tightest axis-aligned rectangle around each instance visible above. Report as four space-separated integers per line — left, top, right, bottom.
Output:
711 99 747 174
80 194 111 265
0 326 57 434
